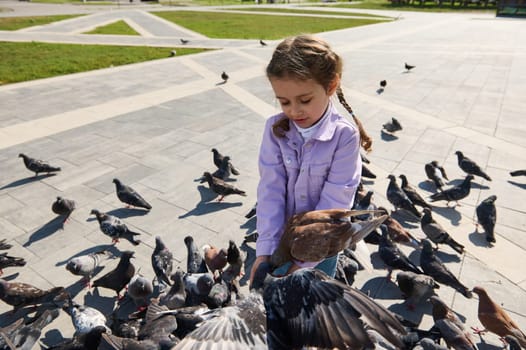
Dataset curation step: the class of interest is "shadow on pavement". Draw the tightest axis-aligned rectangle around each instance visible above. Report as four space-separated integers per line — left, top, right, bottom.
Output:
107 207 149 219
431 206 462 226
23 216 64 247
0 173 57 191
178 186 242 218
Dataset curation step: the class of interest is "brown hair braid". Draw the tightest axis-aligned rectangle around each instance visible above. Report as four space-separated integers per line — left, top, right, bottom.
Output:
336 87 373 152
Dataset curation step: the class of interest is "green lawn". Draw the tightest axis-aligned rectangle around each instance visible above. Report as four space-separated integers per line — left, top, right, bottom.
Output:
0 14 83 31
84 20 141 35
152 10 384 39
226 7 392 18
0 42 206 85
315 0 496 12
31 0 115 4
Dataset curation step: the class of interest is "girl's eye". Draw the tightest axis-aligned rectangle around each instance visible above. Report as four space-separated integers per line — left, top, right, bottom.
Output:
300 99 312 104
279 101 289 106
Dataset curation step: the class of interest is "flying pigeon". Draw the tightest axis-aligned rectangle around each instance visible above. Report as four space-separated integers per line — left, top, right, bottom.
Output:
396 271 439 310
52 196 76 222
112 178 152 210
429 175 474 206
476 195 497 244
259 39 267 46
270 208 387 268
378 225 423 279
405 62 415 71
386 174 421 218
454 151 492 181
151 236 173 289
399 174 431 209
221 71 229 83
64 295 111 335
127 273 153 307
382 117 403 133
90 209 141 245
510 170 526 177
425 161 449 192
184 235 208 274
66 250 111 288
18 153 61 176
180 38 189 44
0 252 26 276
211 148 240 175
201 172 246 202
0 278 65 313
420 208 464 254
420 240 472 299
471 286 526 348
159 269 186 310
92 251 135 300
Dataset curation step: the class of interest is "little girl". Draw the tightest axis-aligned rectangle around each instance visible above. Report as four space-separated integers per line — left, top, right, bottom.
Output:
250 34 371 281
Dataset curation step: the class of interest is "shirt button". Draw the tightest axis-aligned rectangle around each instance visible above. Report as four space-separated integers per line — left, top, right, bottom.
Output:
286 158 291 164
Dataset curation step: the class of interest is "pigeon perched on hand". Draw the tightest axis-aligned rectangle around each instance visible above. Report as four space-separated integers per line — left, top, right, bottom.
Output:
18 153 61 176
454 151 492 181
201 172 246 202
382 117 403 133
0 252 26 276
405 62 415 71
66 250 111 288
113 178 152 210
396 271 439 310
52 196 76 222
0 278 65 313
90 209 141 245
92 251 135 300
420 240 472 299
399 174 431 209
420 208 464 254
429 175 474 206
211 148 240 175
151 236 173 289
386 175 421 218
425 161 449 192
476 195 497 244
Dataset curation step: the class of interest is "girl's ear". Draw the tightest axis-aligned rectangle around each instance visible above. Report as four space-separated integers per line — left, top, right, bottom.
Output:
327 76 341 96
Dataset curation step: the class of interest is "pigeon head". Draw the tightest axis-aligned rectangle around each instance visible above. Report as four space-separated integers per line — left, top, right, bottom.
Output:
379 224 389 238
18 153 26 158
56 196 63 202
377 206 389 216
387 174 396 182
196 274 214 295
472 286 487 297
421 239 433 252
465 174 475 182
454 151 464 158
431 160 439 167
90 209 101 216
398 174 408 185
121 251 135 260
66 260 80 274
155 236 166 249
422 208 432 216
184 235 194 246
170 269 184 283
112 178 122 186
483 195 497 203
211 148 218 155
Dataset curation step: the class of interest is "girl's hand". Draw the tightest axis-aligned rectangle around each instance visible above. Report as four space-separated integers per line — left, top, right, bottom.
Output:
249 255 270 287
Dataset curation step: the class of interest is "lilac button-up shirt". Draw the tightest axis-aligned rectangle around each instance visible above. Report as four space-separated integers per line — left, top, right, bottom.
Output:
256 103 362 263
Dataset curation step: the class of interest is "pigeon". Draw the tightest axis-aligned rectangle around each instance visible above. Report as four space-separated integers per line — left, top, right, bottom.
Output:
353 190 377 221
386 174 421 218
127 273 153 307
243 231 259 243
405 62 415 71
183 272 215 303
420 208 464 254
476 195 497 244
429 175 474 206
510 170 526 177
362 164 377 179
270 208 388 268
211 148 240 175
245 202 257 218
210 155 233 181
206 279 231 309
170 50 177 57
430 295 476 350
90 209 141 245
137 301 178 346
151 236 173 288
378 225 423 279
454 151 491 181
414 338 449 350
98 332 158 350
221 71 229 83
0 239 12 250
399 174 431 209
184 235 208 274
0 278 65 313
159 270 186 310
504 335 523 350
472 286 526 347
203 244 228 273
378 207 421 248
259 39 267 46
201 172 246 202
396 271 439 310
420 240 472 299
380 80 387 88
92 251 135 300
382 117 403 133
334 253 359 286
65 295 111 335
51 196 76 222
65 250 111 288
39 325 107 350
430 295 466 327
434 318 477 350
0 252 26 276
0 308 60 350
18 153 61 176
221 240 245 284
425 161 449 192
112 178 152 210
180 38 189 44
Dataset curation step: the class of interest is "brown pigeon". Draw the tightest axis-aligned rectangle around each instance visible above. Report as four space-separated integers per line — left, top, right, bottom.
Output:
270 209 387 267
430 296 477 349
378 207 421 248
0 278 65 313
472 286 526 347
203 244 228 273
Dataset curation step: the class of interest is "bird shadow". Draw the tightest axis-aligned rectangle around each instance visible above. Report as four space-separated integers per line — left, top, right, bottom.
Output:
41 329 67 348
391 211 421 227
23 216 64 247
388 300 430 326
507 180 526 189
83 287 117 314
215 81 227 86
431 206 462 226
0 173 57 190
360 276 403 300
468 230 493 248
380 130 398 141
55 244 120 267
179 186 242 218
239 242 256 288
417 180 438 193
448 178 489 190
376 88 384 94
107 207 149 219
475 339 505 350
240 216 257 234
64 278 92 300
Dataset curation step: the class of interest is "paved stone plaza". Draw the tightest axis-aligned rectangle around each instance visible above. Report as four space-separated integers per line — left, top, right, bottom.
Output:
0 1 525 347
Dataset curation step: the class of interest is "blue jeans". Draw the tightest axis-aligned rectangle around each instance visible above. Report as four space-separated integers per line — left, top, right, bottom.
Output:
272 254 338 278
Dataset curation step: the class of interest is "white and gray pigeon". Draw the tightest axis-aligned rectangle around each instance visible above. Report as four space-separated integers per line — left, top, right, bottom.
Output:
112 178 152 210
151 236 173 289
90 209 141 245
211 148 240 175
51 196 76 222
425 161 449 192
18 153 61 176
65 295 111 336
66 250 111 288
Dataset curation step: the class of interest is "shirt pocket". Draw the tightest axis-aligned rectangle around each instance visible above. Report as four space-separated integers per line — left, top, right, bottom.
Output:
309 163 330 200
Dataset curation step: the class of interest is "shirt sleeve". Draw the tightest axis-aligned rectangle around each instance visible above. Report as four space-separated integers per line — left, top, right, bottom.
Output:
316 124 362 211
256 117 287 257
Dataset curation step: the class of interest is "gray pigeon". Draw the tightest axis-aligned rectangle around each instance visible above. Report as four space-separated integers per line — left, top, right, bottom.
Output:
211 148 240 175
210 156 233 181
382 117 403 133
0 252 26 276
112 178 152 210
420 240 472 299
52 196 76 222
399 174 431 209
0 278 65 313
378 225 423 279
18 153 61 176
90 209 141 246
396 271 439 310
137 301 178 346
66 250 111 288
386 174 421 218
429 175 473 206
92 251 135 300
420 208 464 254
159 270 186 310
221 71 229 83
127 273 153 307
65 295 111 336
414 338 449 350
202 172 246 202
335 253 359 286
353 190 377 221
184 235 207 274
476 195 497 244
455 151 491 181
183 272 214 306
434 318 477 350
425 161 449 192
151 236 173 289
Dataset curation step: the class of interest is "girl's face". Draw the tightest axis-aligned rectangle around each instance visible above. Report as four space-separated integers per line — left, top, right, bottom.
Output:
270 77 338 129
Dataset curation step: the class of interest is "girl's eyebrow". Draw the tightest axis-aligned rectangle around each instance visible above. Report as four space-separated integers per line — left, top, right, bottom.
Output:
276 92 313 99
